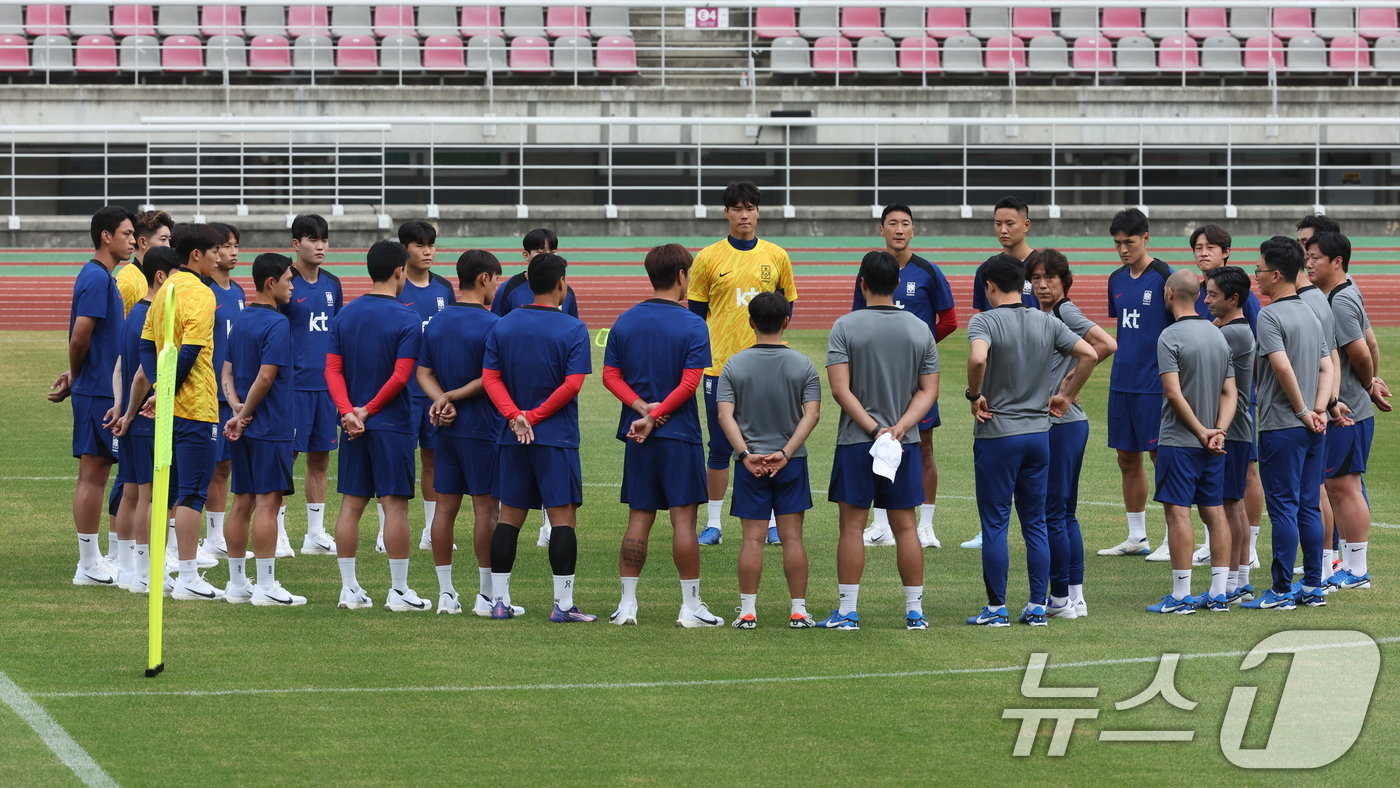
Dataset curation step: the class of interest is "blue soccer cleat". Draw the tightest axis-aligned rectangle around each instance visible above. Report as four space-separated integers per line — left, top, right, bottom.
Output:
815 610 860 630
1145 594 1197 614
905 612 928 630
697 526 722 546
489 599 515 619
1326 569 1372 590
1199 593 1230 612
549 604 598 623
966 606 1010 627
1240 589 1296 610
1227 584 1255 603
1297 588 1328 607
1018 605 1049 626
765 526 781 545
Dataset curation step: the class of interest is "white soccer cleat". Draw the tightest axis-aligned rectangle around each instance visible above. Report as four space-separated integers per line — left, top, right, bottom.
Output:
251 582 307 607
1143 543 1171 562
171 574 226 601
201 536 229 558
917 524 941 549
960 532 983 549
1191 544 1211 566
1072 598 1088 618
128 576 150 595
437 591 462 614
537 523 552 547
300 532 336 556
676 604 725 628
1046 601 1078 619
1097 538 1150 557
374 529 386 554
472 594 523 617
862 525 894 546
418 529 432 551
224 580 255 604
337 586 374 610
72 561 117 587
274 531 295 558
194 544 220 569
384 586 433 612
114 566 135 591
609 601 638 626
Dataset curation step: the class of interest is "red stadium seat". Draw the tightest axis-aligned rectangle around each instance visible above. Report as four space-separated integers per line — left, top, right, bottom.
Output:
546 6 587 38
1011 8 1052 40
926 8 967 40
898 35 940 73
1330 36 1372 71
508 35 551 72
1186 8 1229 40
25 5 67 36
596 35 637 74
423 34 465 71
0 34 29 71
1272 8 1313 40
286 6 330 39
1243 35 1285 73
811 35 854 74
1101 8 1143 40
75 34 119 71
161 34 203 72
112 6 156 37
461 6 503 37
754 7 798 39
840 7 882 40
373 6 415 38
249 34 292 72
336 35 378 71
1158 35 1201 73
200 5 241 37
1358 8 1399 41
984 35 1026 73
1072 35 1114 75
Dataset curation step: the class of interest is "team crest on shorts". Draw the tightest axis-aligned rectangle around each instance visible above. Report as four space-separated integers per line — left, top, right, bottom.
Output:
761 264 772 281
1142 289 1153 305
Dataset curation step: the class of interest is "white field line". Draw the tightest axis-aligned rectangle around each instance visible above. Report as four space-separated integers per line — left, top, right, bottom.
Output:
0 670 118 787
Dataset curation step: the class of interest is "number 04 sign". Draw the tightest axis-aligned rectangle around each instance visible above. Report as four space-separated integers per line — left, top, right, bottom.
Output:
685 7 729 28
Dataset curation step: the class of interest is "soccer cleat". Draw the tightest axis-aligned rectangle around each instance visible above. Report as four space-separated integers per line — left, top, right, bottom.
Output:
373 530 386 554
473 594 524 617
300 532 336 555
676 604 725 628
966 606 1010 627
194 543 220 568
1297 588 1328 607
128 575 150 595
224 580 254 604
1018 605 1049 626
72 562 116 587
1326 569 1372 590
1240 589 1296 610
609 602 638 626
384 587 432 612
1200 593 1230 612
1249 548 1260 569
1046 601 1078 619
171 574 226 601
489 599 515 619
536 523 552 547
1098 538 1150 557
917 524 941 549
815 610 860 630
418 529 432 551
1143 543 1171 562
548 604 597 623
1145 594 1196 614
437 591 462 615
249 582 306 606
1072 598 1088 618
788 612 816 628
114 566 133 591
1228 584 1255 603
862 525 894 546
337 586 374 610
275 531 295 559
960 532 984 549
1289 580 1331 596
697 526 722 545
906 612 929 630
732 612 757 629
1191 544 1211 566
202 537 229 558
765 526 781 545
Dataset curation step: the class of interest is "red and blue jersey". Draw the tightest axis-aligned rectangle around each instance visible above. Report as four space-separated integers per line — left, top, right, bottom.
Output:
121 299 153 438
853 254 955 336
209 278 246 403
398 272 455 399
328 294 421 433
491 273 579 319
1108 258 1174 394
227 304 294 441
69 260 124 398
604 299 710 444
280 267 341 391
483 305 591 448
419 303 501 442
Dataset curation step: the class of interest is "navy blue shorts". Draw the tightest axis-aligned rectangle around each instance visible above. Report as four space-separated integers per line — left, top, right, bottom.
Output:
1154 445 1225 508
827 441 924 510
171 417 219 512
918 401 941 431
621 438 706 511
71 393 117 460
1107 391 1161 453
337 429 415 499
1325 418 1373 478
496 444 583 510
434 434 497 497
292 389 339 453
702 375 733 471
1222 440 1253 501
412 395 437 451
230 436 294 497
215 402 234 463
116 432 154 486
731 456 811 519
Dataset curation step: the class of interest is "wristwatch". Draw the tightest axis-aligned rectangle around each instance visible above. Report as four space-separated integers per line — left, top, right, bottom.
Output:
965 388 981 401
737 450 751 461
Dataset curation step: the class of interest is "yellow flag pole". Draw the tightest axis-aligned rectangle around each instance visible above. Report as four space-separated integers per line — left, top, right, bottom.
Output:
146 281 178 678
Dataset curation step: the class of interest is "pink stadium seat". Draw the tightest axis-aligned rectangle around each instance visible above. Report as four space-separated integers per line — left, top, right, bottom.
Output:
1330 35 1371 71
811 35 854 74
984 35 1026 73
508 35 551 72
1072 35 1114 75
926 8 967 39
1243 35 1285 73
25 5 67 36
248 34 292 71
898 35 939 73
840 7 882 40
1011 8 1053 40
461 6 503 37
1158 35 1201 72
286 6 330 39
373 6 415 38
423 34 465 70
1101 8 1143 40
336 34 378 70
596 35 637 73
1272 8 1313 40
754 7 798 39
1186 8 1229 40
75 34 118 71
161 34 203 72
1358 8 1399 40
0 34 30 71
545 6 587 38
112 5 156 37
200 5 241 37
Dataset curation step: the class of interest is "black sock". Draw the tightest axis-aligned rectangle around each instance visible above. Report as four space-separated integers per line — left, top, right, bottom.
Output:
490 523 520 574
548 525 577 576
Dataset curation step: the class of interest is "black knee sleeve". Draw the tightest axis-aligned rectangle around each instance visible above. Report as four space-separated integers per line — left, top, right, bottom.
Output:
547 525 577 575
490 523 521 573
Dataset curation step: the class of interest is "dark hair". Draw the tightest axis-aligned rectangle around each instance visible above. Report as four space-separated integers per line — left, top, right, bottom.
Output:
993 195 1028 216
1206 265 1250 308
880 203 913 223
169 222 189 251
527 253 568 294
140 246 181 286
291 214 329 241
1305 231 1352 272
134 209 173 241
176 223 224 264
398 220 437 247
1260 236 1304 281
1296 213 1340 234
1024 248 1073 294
1110 207 1150 237
858 251 899 296
722 181 761 209
366 239 407 282
90 205 137 249
1189 224 1231 254
644 243 693 290
748 291 788 334
981 253 1026 294
522 228 558 253
456 249 502 290
209 221 239 244
251 253 293 293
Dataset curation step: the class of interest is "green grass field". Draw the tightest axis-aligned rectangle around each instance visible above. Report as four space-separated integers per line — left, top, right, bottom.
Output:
2 328 1398 785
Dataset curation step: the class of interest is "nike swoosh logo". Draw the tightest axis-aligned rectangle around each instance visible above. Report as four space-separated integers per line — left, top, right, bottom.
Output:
718 272 731 277
79 537 92 542
403 302 415 306
296 297 309 303
82 573 113 584
268 594 294 605
395 590 428 609
189 588 216 598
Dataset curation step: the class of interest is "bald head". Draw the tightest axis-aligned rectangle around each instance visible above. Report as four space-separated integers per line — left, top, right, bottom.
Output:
1166 269 1199 304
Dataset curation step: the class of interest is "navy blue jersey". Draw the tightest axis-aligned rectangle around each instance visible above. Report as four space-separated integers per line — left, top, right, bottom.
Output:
604 299 711 444
398 272 455 399
328 294 420 434
121 300 154 438
227 304 294 441
69 260 124 398
1195 285 1260 333
483 305 591 448
852 254 955 336
972 259 1037 311
491 273 580 319
209 278 246 403
1108 258 1173 394
280 267 342 391
419 302 501 442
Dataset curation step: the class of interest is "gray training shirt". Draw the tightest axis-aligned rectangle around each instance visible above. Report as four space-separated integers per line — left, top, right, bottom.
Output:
1255 296 1328 433
968 304 1082 439
1045 299 1097 426
826 306 939 446
1330 281 1374 423
1299 285 1336 354
1156 316 1232 449
716 344 822 457
1218 318 1256 443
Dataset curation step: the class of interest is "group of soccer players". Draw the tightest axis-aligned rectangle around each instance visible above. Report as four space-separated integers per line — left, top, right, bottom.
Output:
53 184 1387 628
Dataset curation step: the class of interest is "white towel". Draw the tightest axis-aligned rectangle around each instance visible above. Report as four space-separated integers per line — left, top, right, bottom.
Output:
869 433 904 481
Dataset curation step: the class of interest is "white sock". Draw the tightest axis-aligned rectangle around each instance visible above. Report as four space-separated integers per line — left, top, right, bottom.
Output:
838 583 859 614
739 592 757 616
1200 520 1210 545
422 500 437 536
1172 570 1192 600
1068 583 1084 602
1323 548 1335 569
277 505 287 540
541 508 552 528
165 520 177 556
1161 524 1171 548
178 558 197 583
118 539 135 574
790 597 807 616
134 544 149 582
255 558 276 589
77 534 100 568
872 508 890 529
491 572 511 605
706 500 723 529
376 503 386 538
1050 594 1068 608
337 556 358 589
919 503 935 528
553 574 575 609
1249 525 1259 555
478 567 492 598
106 531 119 561
435 564 454 595
206 510 225 542
1238 564 1251 587
903 585 924 615
1127 511 1147 543
1348 542 1369 575
388 558 409 592
620 576 639 606
306 503 325 538
680 578 700 611
1226 568 1239 593
228 557 247 585
1209 566 1228 598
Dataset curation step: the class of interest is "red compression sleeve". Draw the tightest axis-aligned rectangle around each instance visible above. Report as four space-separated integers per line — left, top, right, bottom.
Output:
481 368 521 421
325 353 353 415
649 368 704 421
524 373 586 425
934 306 958 343
364 357 415 416
602 365 644 408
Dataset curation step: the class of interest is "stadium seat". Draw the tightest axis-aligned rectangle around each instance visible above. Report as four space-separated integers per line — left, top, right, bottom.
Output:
292 34 333 72
74 34 118 72
855 35 896 74
941 35 982 73
336 34 378 71
373 7 416 38
417 7 456 37
161 34 203 72
31 34 72 71
0 6 20 36
201 5 242 37
466 34 506 72
249 34 292 72
1186 8 1229 40
1330 35 1371 72
812 36 854 74
1286 35 1326 72
553 35 593 72
596 35 637 74
423 34 465 71
508 35 551 73
589 6 631 38
460 6 504 37
1273 8 1313 40
926 8 968 40
546 6 587 39
1243 34 1284 74
380 34 421 71
797 7 839 39
1143 7 1187 40
1102 8 1144 40
840 7 882 40
70 5 112 37
0 34 28 72
25 5 67 36
331 7 372 38
1314 7 1356 40
243 6 286 38
1158 35 1200 73
1373 35 1400 71
112 5 156 37
1229 6 1270 39
1072 35 1114 75
1358 9 1400 41
1201 35 1243 73
503 6 545 38
155 4 197 36
968 7 1010 40
1027 35 1069 74
755 7 798 39
769 36 810 75
983 35 1026 74
1115 36 1156 72
286 6 330 39
1011 8 1052 40
206 34 248 72
897 35 939 74
882 6 922 40
119 34 160 72
1058 7 1099 40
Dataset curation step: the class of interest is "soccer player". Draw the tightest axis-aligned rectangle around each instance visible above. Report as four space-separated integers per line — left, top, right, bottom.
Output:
1297 233 1344 574
1097 207 1174 559
394 220 455 552
1145 270 1236 614
970 196 1038 312
1242 237 1332 611
603 244 723 627
717 292 821 629
1027 249 1115 619
824 252 938 630
326 240 427 612
689 181 798 546
201 222 245 558
51 206 136 586
282 214 341 557
117 209 173 318
1307 232 1378 590
481 253 596 622
221 253 306 606
855 205 957 550
965 254 1095 627
416 250 522 617
1203 266 1259 602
